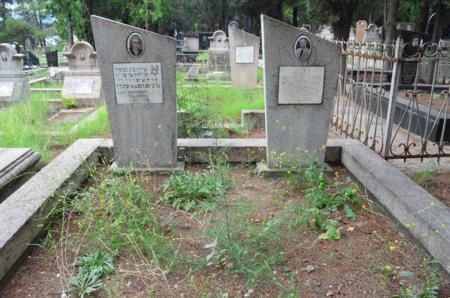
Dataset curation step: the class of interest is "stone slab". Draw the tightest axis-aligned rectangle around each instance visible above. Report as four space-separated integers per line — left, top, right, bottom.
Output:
62 75 102 106
261 15 339 167
0 78 28 103
241 109 265 129
0 139 103 282
0 148 40 190
111 161 185 174
91 15 178 169
229 27 260 88
278 66 324 104
113 63 163 104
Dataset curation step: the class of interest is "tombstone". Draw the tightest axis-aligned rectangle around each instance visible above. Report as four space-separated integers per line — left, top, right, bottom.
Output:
228 26 260 88
228 20 240 30
355 20 368 42
45 50 58 67
364 24 381 42
0 43 28 104
316 25 334 40
199 32 213 50
206 30 231 80
91 16 182 172
182 33 199 51
62 41 102 107
258 16 339 172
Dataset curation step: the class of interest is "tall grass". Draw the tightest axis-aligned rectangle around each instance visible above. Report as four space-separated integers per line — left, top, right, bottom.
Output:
177 82 264 120
0 99 110 163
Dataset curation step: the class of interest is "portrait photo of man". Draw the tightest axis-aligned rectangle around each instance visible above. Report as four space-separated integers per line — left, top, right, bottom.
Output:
294 36 311 61
127 33 144 57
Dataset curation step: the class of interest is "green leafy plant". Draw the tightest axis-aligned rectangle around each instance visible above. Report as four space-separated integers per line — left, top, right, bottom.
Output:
162 161 233 211
62 97 78 109
69 270 103 298
76 249 116 277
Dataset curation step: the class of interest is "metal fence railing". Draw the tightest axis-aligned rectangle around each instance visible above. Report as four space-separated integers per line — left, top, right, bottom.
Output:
331 38 449 161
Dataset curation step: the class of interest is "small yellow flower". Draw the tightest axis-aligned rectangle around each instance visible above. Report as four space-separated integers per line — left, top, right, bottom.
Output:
352 189 357 193
389 245 396 251
394 240 399 244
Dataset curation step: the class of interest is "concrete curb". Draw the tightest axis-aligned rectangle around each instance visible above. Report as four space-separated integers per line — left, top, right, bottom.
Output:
0 139 104 282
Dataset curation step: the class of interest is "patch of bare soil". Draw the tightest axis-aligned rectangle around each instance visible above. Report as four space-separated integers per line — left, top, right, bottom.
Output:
398 90 450 114
412 171 450 209
1 166 449 297
230 128 266 139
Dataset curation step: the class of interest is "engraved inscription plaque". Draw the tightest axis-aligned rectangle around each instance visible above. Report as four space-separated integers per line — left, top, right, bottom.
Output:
0 81 14 97
236 46 254 64
113 63 163 104
72 79 94 94
278 66 324 104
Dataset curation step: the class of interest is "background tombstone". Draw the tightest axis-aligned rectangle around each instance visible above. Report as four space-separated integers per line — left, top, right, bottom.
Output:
91 15 182 171
62 41 102 107
259 15 339 171
0 43 28 104
206 30 231 80
364 24 381 42
228 25 260 88
355 20 368 42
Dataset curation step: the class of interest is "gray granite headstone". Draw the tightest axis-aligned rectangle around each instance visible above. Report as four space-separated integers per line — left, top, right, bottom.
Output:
228 26 260 88
260 15 339 169
207 30 231 80
0 43 28 104
91 15 181 171
62 41 102 107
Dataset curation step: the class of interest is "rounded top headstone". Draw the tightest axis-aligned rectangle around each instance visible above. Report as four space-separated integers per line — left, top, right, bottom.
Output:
63 41 97 69
228 21 240 29
0 43 24 72
209 30 229 49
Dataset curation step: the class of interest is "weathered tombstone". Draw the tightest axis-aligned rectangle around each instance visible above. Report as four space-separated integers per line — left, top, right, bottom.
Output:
45 50 58 67
355 20 368 42
199 32 213 50
91 16 182 171
258 16 339 172
228 20 240 29
62 41 102 107
364 24 381 43
207 30 231 80
0 43 28 104
228 26 260 88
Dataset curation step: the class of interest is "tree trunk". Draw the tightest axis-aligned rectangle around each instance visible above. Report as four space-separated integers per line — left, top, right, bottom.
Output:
432 1 445 43
416 0 429 34
332 19 352 41
385 0 399 43
292 6 298 27
68 11 74 46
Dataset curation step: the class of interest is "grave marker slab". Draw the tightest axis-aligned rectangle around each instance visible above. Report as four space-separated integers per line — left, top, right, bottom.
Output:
91 15 182 171
229 26 260 88
62 42 102 107
0 43 28 103
206 30 231 80
260 15 339 170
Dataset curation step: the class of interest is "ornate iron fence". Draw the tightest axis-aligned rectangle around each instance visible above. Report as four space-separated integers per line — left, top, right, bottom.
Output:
331 38 449 161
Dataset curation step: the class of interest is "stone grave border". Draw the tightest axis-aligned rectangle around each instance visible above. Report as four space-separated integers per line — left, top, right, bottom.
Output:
1 138 449 284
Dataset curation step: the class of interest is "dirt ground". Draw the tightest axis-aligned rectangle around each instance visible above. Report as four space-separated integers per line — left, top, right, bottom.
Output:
411 171 450 209
1 165 449 298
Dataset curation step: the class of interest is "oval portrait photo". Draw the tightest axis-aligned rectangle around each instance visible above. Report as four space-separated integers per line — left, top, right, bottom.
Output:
127 32 144 57
294 35 311 61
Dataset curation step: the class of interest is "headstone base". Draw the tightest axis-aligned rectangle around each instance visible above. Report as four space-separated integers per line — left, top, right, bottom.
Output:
256 161 332 177
0 78 28 103
206 71 231 81
62 75 102 107
111 161 185 174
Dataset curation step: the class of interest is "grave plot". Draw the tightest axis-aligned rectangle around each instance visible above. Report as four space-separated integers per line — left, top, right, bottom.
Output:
410 169 450 208
1 13 450 298
2 159 448 297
